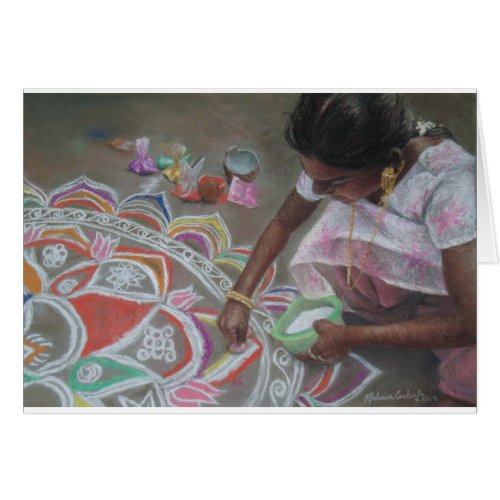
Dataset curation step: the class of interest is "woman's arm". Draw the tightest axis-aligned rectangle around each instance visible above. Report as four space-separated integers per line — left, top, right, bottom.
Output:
303 240 476 360
233 190 321 297
218 190 321 349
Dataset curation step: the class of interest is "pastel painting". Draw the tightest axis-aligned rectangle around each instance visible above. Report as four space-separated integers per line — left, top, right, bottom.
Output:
23 92 476 408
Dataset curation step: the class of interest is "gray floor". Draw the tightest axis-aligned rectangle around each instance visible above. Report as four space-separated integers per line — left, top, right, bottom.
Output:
24 92 476 406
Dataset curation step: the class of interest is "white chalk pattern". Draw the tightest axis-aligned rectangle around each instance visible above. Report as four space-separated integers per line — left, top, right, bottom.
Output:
106 262 146 291
42 244 68 268
137 325 177 363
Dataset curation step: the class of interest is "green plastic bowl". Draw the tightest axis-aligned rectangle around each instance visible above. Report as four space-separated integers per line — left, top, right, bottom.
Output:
271 295 343 354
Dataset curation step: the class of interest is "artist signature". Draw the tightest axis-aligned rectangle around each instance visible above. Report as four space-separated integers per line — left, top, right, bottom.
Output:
364 388 438 406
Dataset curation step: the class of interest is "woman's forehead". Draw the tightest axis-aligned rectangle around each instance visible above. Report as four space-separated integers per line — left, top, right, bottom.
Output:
300 155 363 181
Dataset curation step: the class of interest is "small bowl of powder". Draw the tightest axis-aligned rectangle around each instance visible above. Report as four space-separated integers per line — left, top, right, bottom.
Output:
223 146 260 183
271 295 343 354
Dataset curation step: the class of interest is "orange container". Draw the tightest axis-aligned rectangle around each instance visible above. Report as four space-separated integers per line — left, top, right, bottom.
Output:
198 175 226 202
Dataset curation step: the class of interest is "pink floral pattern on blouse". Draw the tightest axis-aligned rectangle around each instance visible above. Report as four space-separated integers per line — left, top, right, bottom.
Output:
427 199 467 239
291 140 476 298
399 240 435 281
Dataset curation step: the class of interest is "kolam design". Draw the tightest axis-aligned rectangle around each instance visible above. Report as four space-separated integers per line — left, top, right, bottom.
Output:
23 177 379 407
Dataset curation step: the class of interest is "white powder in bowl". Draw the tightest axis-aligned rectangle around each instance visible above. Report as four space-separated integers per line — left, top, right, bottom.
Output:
285 307 335 334
226 150 258 175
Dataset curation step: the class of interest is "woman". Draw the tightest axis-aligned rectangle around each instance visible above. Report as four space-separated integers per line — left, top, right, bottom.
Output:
217 94 476 405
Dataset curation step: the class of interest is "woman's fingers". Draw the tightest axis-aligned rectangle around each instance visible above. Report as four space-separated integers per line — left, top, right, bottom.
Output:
313 319 338 336
229 339 250 353
224 326 244 348
217 301 251 351
295 348 328 363
321 347 349 362
296 348 347 363
216 317 238 346
296 322 351 363
217 316 249 352
295 352 313 362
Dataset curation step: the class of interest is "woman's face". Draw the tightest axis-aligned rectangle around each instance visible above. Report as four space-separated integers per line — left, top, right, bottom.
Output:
300 155 382 203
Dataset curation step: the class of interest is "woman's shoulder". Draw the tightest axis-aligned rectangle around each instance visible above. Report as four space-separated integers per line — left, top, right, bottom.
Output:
390 137 476 222
416 139 475 176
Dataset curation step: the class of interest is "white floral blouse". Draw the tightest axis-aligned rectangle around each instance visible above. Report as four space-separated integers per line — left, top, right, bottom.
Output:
290 139 476 298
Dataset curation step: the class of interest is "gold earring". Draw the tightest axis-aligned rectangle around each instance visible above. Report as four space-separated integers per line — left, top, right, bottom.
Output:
381 161 405 197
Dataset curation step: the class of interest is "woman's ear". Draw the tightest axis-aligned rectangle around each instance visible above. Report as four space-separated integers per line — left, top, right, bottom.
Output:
388 147 404 167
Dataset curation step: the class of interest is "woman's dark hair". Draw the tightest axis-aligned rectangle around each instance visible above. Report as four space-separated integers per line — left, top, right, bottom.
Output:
284 93 452 169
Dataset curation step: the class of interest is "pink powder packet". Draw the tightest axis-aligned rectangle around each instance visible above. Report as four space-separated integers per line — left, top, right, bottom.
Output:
227 177 258 208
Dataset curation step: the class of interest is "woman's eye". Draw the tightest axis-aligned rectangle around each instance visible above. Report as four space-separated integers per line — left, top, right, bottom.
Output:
330 179 351 187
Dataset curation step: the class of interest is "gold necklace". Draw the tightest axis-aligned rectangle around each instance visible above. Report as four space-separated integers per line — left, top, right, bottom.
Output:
346 162 405 290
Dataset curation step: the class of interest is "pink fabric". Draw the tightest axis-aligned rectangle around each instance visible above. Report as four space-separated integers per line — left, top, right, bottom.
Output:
330 266 456 324
434 347 477 405
336 267 476 404
227 177 258 208
332 267 415 323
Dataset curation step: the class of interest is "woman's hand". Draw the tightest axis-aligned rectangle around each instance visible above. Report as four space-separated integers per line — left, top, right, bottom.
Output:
216 191 320 352
296 320 352 363
217 300 251 352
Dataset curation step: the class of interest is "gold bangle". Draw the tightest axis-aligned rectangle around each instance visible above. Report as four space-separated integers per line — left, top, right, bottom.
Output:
225 290 254 310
